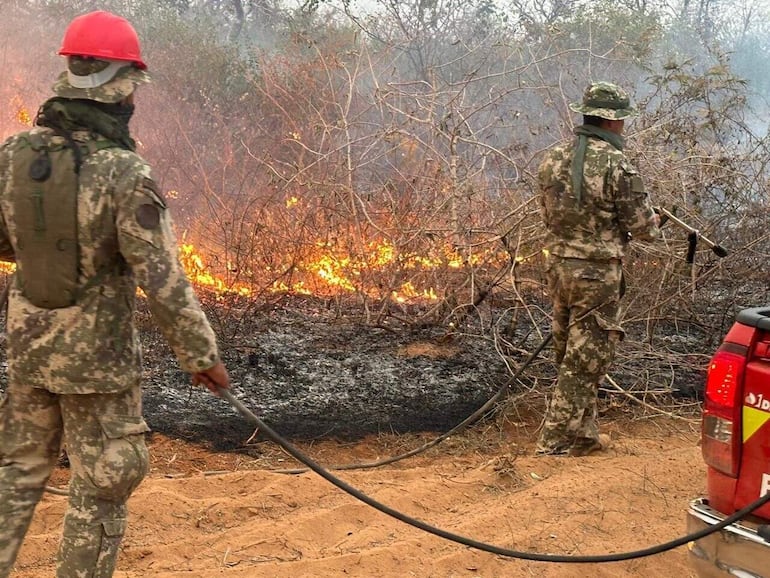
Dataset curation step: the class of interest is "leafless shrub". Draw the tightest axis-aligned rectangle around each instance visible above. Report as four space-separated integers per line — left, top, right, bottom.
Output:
2 1 769 412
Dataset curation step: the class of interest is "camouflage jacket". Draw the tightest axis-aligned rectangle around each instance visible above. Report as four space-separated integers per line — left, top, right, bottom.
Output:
538 130 659 261
0 126 219 394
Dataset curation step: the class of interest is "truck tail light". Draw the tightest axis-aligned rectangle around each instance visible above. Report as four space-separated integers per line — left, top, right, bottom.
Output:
702 349 745 477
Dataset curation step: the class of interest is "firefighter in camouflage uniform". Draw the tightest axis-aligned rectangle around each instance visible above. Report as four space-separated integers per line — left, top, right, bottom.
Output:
536 82 660 457
0 11 230 577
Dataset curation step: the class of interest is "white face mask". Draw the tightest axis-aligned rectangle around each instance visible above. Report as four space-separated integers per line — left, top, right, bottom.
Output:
67 60 126 89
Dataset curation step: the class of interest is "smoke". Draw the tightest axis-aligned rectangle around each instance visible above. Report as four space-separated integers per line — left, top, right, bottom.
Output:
0 7 64 138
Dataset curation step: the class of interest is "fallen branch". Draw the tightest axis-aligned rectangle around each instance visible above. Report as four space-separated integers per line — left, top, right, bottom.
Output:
603 375 699 423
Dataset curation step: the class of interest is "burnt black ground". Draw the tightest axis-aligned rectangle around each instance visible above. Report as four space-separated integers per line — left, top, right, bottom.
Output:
0 293 708 453
139 302 510 450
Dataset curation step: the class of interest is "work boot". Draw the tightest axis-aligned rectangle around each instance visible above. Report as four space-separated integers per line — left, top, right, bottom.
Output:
534 443 570 457
569 434 612 457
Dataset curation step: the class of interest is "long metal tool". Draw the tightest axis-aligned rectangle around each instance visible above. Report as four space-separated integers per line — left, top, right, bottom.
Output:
655 206 728 258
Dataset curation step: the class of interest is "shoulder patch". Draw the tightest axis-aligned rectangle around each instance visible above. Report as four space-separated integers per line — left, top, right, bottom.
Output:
135 203 161 230
629 175 645 194
616 160 645 194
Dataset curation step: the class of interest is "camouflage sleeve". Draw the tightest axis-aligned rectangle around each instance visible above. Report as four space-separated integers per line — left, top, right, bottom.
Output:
0 142 16 261
115 168 219 373
613 159 660 242
537 161 550 225
0 213 14 261
537 151 561 227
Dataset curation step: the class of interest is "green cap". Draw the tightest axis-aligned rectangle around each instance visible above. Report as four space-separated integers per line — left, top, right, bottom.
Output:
52 56 150 104
569 81 637 120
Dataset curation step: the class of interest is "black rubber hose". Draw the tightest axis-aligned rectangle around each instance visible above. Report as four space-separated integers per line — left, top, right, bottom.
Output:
219 387 770 563
269 332 553 475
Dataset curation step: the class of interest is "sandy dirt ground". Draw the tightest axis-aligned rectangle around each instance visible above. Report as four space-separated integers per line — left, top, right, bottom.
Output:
10 413 703 578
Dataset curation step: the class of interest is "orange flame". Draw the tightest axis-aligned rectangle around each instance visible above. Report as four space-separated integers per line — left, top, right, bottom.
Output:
178 238 509 303
179 244 252 297
12 96 32 126
0 238 505 304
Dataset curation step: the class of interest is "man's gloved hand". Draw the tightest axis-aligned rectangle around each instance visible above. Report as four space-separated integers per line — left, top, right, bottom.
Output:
192 361 231 396
653 206 670 227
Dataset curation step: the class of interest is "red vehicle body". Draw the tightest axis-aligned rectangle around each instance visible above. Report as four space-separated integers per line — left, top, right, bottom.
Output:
687 307 770 577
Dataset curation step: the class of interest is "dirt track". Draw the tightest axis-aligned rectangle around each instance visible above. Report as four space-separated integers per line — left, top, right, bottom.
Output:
13 413 702 577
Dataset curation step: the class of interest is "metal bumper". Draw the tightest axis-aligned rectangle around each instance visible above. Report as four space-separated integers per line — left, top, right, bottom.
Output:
686 498 770 578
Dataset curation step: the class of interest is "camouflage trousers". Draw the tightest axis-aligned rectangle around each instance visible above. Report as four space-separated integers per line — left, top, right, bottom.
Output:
0 381 149 577
536 257 625 454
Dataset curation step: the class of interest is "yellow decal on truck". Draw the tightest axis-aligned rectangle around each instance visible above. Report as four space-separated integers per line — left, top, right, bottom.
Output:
743 405 770 443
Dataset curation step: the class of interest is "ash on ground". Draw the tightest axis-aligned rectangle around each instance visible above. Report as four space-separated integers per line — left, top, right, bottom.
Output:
141 304 510 450
0 293 710 453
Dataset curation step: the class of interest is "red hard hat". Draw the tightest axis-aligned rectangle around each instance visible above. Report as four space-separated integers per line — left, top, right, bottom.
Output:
59 11 147 70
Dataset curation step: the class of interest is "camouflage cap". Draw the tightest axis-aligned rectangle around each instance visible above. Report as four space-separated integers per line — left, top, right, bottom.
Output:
52 56 150 104
569 81 637 120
